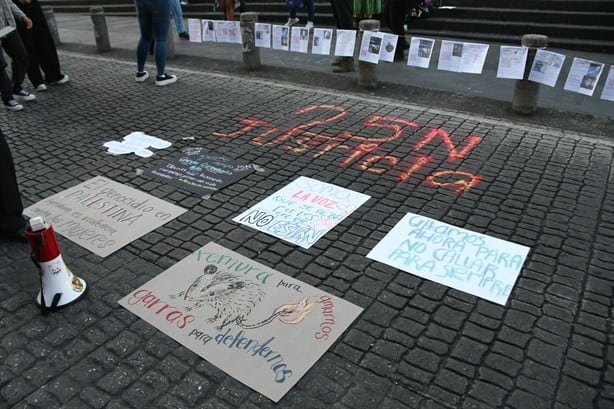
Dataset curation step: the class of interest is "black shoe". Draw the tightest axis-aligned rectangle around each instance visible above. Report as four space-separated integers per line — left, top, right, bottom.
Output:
179 32 190 40
0 224 27 243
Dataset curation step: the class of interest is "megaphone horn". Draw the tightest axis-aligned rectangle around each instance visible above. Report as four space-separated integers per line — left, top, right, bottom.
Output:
25 216 87 311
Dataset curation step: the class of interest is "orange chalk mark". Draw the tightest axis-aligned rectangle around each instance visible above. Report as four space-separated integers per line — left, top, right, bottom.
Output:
413 128 482 161
397 155 434 183
426 170 483 194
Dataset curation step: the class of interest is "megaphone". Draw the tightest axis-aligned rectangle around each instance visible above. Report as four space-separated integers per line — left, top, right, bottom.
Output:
25 216 87 310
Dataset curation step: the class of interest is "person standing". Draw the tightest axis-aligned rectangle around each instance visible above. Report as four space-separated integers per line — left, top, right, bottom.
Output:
13 0 69 91
330 0 354 72
169 0 189 40
0 0 36 101
383 0 415 61
285 0 315 29
0 48 23 111
134 0 177 85
0 128 28 242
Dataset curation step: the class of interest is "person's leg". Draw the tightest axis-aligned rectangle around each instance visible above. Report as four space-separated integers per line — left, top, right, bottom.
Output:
151 0 171 76
136 0 154 73
306 0 315 22
238 0 246 13
2 32 30 94
0 129 27 238
27 0 66 83
290 7 296 19
389 0 408 59
169 0 186 34
16 21 45 88
333 0 354 29
0 54 15 105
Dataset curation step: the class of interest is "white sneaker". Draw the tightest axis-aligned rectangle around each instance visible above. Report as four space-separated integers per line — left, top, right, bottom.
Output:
50 74 69 85
155 73 177 86
35 84 47 92
305 21 314 29
285 17 299 26
135 71 149 82
13 90 36 101
4 100 23 111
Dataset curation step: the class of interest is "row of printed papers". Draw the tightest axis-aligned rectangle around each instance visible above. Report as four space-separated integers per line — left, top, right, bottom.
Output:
186 19 614 100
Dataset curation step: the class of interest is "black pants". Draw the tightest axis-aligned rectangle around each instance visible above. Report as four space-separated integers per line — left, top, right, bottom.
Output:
1 31 29 94
0 129 26 234
15 0 64 84
330 0 353 29
0 52 14 104
383 0 415 56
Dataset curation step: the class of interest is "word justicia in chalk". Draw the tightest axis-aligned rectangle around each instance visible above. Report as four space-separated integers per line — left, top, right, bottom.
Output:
211 105 483 194
127 289 195 329
215 329 293 383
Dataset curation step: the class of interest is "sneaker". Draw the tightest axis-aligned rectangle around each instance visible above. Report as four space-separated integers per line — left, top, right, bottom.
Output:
180 0 188 4
136 71 149 82
13 90 36 101
155 73 177 86
50 74 69 85
4 100 23 111
285 17 299 26
178 31 190 40
305 21 314 29
34 83 47 92
234 0 240 9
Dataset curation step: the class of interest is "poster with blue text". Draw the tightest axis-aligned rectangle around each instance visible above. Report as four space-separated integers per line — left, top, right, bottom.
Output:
118 242 363 402
233 176 371 249
367 213 530 305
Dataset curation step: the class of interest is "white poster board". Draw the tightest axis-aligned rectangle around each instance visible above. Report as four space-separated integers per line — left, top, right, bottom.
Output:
187 18 202 42
255 23 271 48
215 20 241 44
24 176 187 257
367 213 530 305
407 37 434 68
118 242 363 402
290 26 310 53
379 33 398 63
334 29 356 57
312 28 333 55
358 31 383 64
201 19 216 42
496 46 528 79
528 49 566 87
601 65 614 101
272 25 289 51
563 57 604 96
438 40 489 74
233 176 370 249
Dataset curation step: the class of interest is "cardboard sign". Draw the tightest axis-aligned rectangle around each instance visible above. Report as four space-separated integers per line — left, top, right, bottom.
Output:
118 242 363 402
233 176 371 249
24 176 186 257
145 148 256 197
367 212 530 305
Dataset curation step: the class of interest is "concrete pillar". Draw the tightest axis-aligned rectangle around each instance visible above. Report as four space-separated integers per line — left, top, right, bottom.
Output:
240 12 260 70
512 34 549 115
167 18 176 60
358 19 380 90
90 7 111 52
41 6 60 46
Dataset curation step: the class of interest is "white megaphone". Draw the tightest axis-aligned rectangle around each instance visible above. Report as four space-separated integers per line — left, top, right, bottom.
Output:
25 216 87 310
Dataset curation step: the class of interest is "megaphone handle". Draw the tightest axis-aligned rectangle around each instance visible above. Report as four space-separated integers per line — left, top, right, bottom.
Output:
30 234 49 313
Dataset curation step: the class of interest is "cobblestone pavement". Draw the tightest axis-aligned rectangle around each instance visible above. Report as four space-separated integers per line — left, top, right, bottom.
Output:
0 52 613 409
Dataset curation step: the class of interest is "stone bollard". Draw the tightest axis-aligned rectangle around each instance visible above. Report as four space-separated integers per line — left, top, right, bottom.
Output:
41 6 60 46
512 34 549 115
90 7 111 52
240 12 260 70
167 19 176 59
358 19 380 89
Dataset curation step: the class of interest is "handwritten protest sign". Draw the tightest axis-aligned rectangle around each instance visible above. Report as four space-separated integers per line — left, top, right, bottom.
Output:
24 176 186 257
367 213 530 305
145 148 257 197
233 176 370 249
118 242 363 402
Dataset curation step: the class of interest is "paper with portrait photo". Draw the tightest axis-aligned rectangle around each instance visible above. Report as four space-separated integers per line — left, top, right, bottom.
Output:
407 37 434 68
290 26 310 53
272 25 290 51
334 29 356 57
254 23 271 48
563 57 604 96
496 46 528 79
215 21 241 44
202 20 216 42
378 33 398 63
358 31 383 64
311 28 333 55
438 41 489 74
187 19 202 42
528 49 566 87
600 65 614 102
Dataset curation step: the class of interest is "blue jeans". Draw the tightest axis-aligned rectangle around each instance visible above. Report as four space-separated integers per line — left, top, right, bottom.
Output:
135 0 170 76
290 0 315 22
169 0 186 34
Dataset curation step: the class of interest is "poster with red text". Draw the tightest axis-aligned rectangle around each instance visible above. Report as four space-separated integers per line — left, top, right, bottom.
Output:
118 242 363 402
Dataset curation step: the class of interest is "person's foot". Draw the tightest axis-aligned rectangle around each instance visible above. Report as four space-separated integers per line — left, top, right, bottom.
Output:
179 31 190 40
155 73 177 86
34 83 47 92
180 0 188 4
49 74 70 85
4 99 23 111
13 90 36 101
0 224 27 243
332 57 354 73
136 71 149 82
285 17 299 26
305 21 314 29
